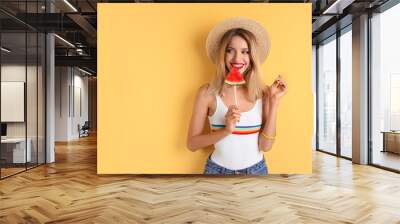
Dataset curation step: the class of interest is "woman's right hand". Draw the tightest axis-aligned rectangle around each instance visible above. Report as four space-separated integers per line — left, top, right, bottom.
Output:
224 105 241 134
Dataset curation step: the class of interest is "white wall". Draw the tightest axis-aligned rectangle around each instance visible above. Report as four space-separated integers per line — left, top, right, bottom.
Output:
1 65 26 131
55 67 89 141
1 82 25 122
55 67 70 141
72 72 89 138
1 64 46 164
1 65 40 138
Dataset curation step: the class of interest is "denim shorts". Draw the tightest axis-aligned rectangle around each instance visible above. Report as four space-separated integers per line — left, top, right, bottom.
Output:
204 155 268 175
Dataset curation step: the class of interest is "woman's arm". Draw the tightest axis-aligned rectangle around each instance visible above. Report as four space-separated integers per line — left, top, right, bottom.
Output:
259 91 279 152
186 84 232 152
259 76 287 152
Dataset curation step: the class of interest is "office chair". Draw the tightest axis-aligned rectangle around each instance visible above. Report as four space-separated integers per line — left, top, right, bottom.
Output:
79 121 90 138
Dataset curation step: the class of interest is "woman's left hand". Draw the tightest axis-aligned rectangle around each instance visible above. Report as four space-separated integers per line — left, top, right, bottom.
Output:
270 75 288 102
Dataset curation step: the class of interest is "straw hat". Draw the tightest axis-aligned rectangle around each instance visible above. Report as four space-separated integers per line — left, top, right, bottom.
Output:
206 17 271 64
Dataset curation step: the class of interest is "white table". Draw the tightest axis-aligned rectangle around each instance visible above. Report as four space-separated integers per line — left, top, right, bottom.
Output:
1 138 31 163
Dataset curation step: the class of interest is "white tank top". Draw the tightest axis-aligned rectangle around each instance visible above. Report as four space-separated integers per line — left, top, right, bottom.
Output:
208 94 264 170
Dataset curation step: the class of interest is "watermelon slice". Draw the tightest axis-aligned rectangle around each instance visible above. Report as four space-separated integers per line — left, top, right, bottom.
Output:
224 67 245 86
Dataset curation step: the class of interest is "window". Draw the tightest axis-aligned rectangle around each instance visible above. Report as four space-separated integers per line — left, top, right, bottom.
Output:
339 28 352 158
370 2 400 171
317 36 337 154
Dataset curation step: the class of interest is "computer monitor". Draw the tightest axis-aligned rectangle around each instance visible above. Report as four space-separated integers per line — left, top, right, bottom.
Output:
1 123 7 137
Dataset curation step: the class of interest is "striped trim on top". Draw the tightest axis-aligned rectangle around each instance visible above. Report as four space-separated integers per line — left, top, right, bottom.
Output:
211 124 261 135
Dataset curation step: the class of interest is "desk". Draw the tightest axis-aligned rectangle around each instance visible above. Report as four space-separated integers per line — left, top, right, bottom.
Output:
1 138 31 163
381 131 400 154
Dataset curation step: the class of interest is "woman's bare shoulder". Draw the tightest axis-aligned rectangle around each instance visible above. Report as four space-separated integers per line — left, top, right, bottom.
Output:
197 83 214 99
195 84 215 112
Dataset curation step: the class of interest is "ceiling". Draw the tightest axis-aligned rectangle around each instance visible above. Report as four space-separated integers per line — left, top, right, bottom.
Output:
0 0 394 75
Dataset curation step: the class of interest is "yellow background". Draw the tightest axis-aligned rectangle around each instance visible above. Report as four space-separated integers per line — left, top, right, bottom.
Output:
98 3 312 174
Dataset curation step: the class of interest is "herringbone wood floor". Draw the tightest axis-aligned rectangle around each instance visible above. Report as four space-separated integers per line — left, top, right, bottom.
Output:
1 134 400 224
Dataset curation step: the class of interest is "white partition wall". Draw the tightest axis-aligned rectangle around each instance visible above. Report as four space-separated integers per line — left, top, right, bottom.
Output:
55 67 89 141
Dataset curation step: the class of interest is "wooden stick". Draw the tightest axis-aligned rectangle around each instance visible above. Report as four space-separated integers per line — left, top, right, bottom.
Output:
234 86 237 106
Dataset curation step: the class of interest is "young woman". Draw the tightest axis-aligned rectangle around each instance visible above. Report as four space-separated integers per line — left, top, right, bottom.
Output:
187 17 287 175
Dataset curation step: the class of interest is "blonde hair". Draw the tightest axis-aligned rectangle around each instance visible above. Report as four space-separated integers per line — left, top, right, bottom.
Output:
209 28 265 102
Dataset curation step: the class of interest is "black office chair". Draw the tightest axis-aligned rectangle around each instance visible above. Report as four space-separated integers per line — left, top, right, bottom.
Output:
79 121 90 138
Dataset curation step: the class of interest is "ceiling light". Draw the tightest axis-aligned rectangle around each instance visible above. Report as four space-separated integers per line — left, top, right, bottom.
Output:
77 67 93 76
1 47 11 53
54 34 75 48
322 0 355 15
63 0 78 12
